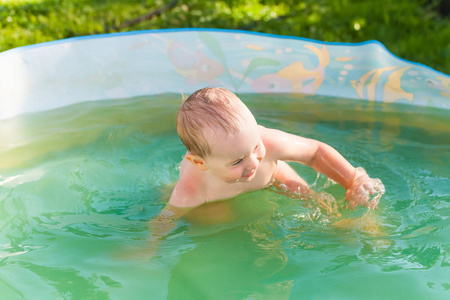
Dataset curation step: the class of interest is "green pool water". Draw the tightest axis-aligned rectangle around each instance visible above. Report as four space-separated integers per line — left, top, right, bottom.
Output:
0 94 449 300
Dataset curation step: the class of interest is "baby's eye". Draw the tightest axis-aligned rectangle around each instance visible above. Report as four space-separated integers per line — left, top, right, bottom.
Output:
232 159 243 166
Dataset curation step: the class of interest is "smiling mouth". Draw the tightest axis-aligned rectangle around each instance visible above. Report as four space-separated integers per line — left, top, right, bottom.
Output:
242 171 255 178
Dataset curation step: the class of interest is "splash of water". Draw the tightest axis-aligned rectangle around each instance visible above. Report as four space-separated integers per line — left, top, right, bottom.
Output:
271 179 342 222
345 167 385 210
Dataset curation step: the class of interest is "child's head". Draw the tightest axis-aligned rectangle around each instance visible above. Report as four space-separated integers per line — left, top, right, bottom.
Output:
176 87 252 159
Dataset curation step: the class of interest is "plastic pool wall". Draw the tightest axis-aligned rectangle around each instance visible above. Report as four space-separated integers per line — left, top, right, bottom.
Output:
0 28 449 121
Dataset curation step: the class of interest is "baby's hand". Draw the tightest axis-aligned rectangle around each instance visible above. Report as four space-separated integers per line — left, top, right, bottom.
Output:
345 167 385 209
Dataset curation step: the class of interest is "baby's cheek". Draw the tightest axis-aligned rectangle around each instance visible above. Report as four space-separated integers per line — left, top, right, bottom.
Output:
223 169 243 182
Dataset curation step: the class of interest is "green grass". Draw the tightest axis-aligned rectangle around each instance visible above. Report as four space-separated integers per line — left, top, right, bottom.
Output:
1 0 449 74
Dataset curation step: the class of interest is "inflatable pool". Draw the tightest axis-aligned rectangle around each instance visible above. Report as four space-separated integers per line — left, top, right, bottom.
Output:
0 29 449 299
1 28 449 120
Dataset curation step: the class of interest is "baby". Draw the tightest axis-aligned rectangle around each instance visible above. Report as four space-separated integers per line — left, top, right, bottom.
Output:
168 87 384 214
142 87 384 256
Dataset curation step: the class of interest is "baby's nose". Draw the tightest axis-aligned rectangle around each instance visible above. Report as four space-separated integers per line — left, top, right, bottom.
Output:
249 153 260 168
257 153 263 161
256 146 264 162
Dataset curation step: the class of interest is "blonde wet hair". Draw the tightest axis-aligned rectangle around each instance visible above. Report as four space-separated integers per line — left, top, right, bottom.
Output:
176 87 248 158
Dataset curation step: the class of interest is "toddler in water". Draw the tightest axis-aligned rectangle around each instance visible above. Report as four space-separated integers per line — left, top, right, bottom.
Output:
143 87 384 254
168 87 384 214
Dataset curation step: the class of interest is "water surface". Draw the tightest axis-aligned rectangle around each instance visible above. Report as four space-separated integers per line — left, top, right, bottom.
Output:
0 94 449 299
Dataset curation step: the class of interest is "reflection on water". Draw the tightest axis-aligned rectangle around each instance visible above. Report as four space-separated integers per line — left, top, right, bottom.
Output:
168 224 291 299
0 94 449 299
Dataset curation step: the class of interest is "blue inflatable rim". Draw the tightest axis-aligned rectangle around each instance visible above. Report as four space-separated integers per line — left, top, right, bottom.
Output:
1 27 448 78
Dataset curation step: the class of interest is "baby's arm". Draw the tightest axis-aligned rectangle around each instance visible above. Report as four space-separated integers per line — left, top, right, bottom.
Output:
116 203 188 261
262 127 384 208
145 177 206 258
145 203 192 258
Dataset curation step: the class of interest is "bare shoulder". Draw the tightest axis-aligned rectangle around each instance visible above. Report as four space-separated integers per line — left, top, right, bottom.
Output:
258 125 287 151
258 125 321 163
258 125 292 139
258 125 276 142
169 162 205 209
169 181 202 207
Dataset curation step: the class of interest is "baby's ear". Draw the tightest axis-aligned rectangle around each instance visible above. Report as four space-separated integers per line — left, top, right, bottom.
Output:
185 153 209 171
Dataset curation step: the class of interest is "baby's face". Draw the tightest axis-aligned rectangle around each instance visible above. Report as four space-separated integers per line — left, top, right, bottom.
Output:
203 113 266 183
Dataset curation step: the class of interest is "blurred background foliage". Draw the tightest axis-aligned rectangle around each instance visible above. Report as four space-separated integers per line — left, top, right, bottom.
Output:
0 0 449 74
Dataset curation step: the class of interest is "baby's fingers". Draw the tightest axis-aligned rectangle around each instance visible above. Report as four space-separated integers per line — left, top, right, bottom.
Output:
366 179 385 209
345 177 385 209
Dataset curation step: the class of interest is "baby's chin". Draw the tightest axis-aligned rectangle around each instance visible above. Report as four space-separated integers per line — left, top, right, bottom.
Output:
228 176 252 183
